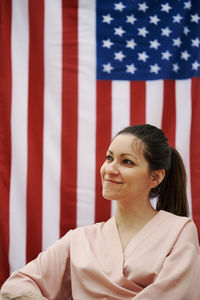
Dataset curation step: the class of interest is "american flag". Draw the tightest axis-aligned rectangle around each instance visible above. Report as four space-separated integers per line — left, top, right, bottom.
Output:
0 0 200 287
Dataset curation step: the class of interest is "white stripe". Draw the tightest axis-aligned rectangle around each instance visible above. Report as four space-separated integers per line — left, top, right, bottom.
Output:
112 81 130 137
146 80 163 128
42 0 62 250
9 0 29 271
175 79 192 217
111 81 130 216
77 0 96 226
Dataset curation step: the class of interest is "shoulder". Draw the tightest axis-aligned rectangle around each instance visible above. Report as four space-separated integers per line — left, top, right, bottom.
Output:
158 210 199 251
68 217 113 239
158 210 192 229
159 209 189 222
62 218 114 252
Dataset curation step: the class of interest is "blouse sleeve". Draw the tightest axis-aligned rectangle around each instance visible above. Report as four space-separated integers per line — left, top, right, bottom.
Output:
133 220 200 300
0 230 72 300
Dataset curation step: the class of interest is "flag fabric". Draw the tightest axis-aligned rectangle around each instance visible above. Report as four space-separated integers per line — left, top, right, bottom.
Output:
97 0 200 80
0 0 200 288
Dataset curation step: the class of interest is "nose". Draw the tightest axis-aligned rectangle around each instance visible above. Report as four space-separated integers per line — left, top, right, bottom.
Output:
106 161 119 175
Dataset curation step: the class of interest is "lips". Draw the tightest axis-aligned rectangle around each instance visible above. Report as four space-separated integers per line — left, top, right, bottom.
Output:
104 179 123 184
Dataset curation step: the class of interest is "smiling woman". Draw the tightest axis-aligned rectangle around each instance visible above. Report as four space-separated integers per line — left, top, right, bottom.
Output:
1 124 200 300
101 134 164 204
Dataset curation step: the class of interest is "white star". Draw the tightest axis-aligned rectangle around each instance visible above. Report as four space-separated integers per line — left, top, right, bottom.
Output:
149 15 160 25
183 26 190 35
181 50 190 61
184 1 192 9
192 61 200 71
173 37 182 47
102 14 113 24
114 51 126 62
191 14 200 23
103 63 113 73
126 15 137 25
114 2 126 12
191 38 200 47
173 14 183 23
161 50 172 60
172 63 179 72
149 39 161 50
138 27 149 37
138 2 149 12
114 26 126 37
102 39 113 49
161 3 172 13
150 64 161 74
126 64 137 74
161 27 172 37
126 39 137 49
138 51 149 62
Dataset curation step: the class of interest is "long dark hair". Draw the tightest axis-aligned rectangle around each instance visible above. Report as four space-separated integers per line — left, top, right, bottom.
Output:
116 124 189 217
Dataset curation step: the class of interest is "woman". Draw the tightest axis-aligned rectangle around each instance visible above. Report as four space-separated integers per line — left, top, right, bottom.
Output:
1 124 200 299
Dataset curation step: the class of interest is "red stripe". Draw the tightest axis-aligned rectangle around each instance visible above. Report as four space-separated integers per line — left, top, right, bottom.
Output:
190 77 200 238
26 0 44 262
130 81 146 125
60 0 78 236
0 0 12 286
95 81 112 222
161 80 176 147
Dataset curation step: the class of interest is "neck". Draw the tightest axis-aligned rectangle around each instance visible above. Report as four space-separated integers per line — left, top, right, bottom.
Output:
115 198 157 230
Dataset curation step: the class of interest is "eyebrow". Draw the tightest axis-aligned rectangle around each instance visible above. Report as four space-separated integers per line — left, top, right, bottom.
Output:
107 150 138 160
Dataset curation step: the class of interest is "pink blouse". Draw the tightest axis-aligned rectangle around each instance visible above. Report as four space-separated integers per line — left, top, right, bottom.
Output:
1 210 200 299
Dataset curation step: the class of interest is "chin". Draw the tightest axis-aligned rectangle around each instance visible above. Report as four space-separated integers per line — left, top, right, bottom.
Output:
102 192 113 200
102 191 118 201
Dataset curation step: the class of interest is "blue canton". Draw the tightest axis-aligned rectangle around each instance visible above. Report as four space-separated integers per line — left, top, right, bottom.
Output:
96 0 200 80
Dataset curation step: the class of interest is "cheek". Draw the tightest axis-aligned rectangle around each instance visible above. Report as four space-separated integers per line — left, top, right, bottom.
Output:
100 163 106 178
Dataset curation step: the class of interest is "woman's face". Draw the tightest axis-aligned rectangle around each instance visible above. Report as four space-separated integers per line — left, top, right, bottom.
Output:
100 134 154 203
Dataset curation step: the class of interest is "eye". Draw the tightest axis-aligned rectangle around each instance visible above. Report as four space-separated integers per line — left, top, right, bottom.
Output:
106 155 113 162
123 159 134 165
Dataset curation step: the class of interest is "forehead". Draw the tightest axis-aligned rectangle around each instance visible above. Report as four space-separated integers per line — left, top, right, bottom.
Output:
109 134 145 155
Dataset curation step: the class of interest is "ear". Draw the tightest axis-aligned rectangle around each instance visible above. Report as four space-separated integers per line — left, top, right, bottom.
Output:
149 169 165 189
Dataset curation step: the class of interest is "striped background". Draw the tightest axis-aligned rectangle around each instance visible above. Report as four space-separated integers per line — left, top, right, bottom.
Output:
0 0 200 287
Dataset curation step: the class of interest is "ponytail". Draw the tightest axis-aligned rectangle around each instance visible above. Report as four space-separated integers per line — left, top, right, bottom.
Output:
156 147 189 217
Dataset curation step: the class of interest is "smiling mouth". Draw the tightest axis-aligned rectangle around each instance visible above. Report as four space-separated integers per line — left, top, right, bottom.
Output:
104 179 123 184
